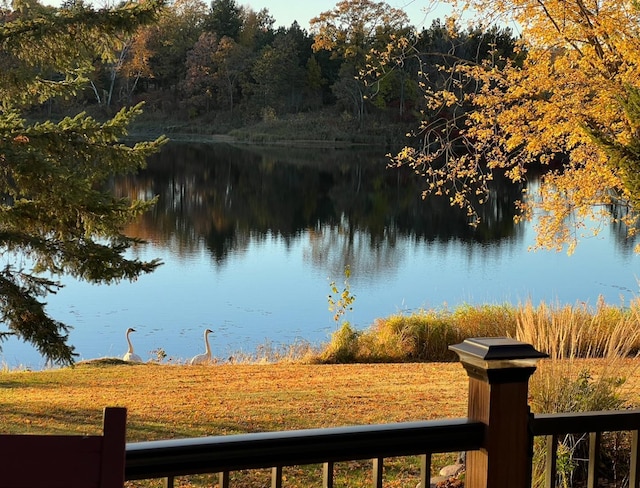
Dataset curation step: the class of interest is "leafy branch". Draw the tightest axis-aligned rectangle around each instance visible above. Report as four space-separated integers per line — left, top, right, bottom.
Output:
328 265 356 328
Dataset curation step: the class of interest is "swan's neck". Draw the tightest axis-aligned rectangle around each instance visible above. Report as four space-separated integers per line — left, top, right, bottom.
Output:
204 331 211 356
126 332 134 354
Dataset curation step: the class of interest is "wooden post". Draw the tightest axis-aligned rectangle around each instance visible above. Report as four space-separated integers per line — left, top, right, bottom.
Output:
449 337 547 488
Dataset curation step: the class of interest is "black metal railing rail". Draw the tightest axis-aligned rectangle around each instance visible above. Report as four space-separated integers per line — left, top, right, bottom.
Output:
125 418 484 488
124 410 640 488
531 410 640 488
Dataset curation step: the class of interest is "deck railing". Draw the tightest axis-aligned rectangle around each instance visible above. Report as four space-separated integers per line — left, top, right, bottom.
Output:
122 338 640 488
532 410 640 488
125 419 484 487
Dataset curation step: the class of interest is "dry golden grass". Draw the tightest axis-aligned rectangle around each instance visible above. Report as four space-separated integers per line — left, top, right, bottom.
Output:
0 361 474 487
515 299 640 360
6 298 640 486
0 361 469 442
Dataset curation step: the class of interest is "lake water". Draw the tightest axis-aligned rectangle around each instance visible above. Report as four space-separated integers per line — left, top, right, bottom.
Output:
2 142 639 369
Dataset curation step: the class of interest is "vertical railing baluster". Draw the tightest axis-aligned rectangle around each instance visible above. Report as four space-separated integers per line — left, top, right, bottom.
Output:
163 475 174 488
372 457 383 488
271 466 283 488
419 453 432 488
544 434 558 488
323 461 334 488
587 431 601 488
218 471 230 488
630 430 640 488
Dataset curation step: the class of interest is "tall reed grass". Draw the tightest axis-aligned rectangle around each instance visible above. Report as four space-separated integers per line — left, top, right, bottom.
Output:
516 297 640 412
515 297 640 361
515 298 640 487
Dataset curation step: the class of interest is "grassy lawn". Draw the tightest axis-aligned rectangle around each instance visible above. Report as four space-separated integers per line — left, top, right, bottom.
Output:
1 360 470 487
0 361 469 440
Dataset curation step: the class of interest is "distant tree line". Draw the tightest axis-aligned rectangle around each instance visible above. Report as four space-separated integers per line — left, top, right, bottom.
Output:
2 0 520 128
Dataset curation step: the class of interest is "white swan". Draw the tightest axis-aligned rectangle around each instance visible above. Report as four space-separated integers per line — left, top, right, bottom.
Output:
123 327 143 362
190 328 214 365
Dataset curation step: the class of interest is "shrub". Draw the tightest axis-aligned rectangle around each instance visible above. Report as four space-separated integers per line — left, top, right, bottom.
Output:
319 323 361 363
316 303 518 363
530 367 630 488
366 311 459 361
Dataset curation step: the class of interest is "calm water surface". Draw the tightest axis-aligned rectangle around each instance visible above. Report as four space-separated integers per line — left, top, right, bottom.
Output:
2 142 639 369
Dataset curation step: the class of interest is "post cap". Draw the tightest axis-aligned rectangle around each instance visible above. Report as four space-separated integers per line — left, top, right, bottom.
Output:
449 337 547 382
449 337 548 361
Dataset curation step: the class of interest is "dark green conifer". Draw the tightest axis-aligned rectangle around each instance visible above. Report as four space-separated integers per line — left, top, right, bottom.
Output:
0 0 166 365
595 86 640 211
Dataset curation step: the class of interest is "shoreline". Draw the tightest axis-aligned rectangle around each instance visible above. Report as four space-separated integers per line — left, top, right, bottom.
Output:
131 130 394 149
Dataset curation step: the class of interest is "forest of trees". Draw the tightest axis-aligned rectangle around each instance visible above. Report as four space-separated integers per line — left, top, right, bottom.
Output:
1 0 520 131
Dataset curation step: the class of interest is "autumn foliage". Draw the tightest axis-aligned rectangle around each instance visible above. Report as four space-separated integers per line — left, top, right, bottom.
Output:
392 0 640 253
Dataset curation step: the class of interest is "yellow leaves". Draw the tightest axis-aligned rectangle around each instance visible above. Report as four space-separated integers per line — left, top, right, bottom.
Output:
445 16 460 38
525 153 624 254
437 90 459 108
470 28 637 243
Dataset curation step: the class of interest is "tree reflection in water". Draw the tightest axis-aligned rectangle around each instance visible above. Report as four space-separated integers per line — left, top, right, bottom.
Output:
116 142 530 273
